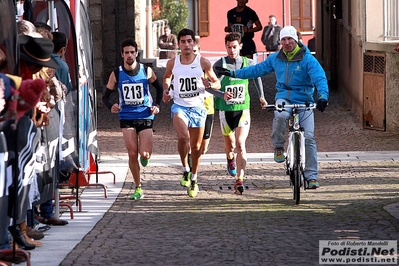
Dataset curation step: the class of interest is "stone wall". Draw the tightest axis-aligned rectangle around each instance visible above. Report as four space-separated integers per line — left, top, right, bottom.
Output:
87 0 142 91
385 51 399 131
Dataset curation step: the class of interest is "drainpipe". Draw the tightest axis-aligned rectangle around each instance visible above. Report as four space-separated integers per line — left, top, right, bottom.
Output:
146 0 152 58
362 0 366 52
383 0 386 41
282 0 286 26
115 0 120 65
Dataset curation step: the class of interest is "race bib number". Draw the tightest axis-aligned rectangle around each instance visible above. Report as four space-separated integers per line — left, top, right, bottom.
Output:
122 82 144 105
178 76 200 98
225 84 245 105
231 23 244 37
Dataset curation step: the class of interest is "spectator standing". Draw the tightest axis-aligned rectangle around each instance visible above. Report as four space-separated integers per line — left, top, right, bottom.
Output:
224 0 262 59
306 28 316 53
7 34 59 252
24 27 69 236
297 31 303 43
17 19 36 35
0 46 31 265
261 15 282 53
52 31 72 93
158 25 178 59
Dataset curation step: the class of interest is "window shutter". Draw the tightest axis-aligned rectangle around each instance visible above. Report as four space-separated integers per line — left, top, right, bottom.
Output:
302 0 312 30
290 0 312 32
291 0 300 29
198 0 209 36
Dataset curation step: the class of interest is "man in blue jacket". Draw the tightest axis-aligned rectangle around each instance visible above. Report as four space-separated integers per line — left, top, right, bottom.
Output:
217 25 328 189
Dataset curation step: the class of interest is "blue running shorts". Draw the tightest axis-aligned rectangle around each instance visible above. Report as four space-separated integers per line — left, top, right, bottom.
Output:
171 104 207 128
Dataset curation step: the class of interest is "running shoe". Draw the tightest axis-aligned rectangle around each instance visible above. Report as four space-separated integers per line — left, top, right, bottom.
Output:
308 179 319 189
187 180 199 198
234 178 244 195
130 187 144 200
140 156 149 167
274 147 285 163
180 171 191 187
227 155 237 176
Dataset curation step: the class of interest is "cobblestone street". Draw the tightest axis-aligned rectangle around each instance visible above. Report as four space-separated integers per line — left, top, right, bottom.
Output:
57 70 399 266
60 161 399 266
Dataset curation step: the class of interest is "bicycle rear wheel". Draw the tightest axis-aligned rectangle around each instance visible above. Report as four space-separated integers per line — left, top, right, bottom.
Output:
293 133 301 204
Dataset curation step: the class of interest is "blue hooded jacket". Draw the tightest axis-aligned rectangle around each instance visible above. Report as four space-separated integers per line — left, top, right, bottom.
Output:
234 42 329 104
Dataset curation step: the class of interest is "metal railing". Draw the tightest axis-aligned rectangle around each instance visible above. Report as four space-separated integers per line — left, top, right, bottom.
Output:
152 19 168 57
155 49 315 65
151 20 316 62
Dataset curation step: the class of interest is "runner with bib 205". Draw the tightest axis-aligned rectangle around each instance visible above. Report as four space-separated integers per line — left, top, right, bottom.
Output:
163 28 222 198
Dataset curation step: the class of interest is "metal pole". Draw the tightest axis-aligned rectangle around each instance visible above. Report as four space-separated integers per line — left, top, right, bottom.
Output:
46 0 61 220
146 0 152 58
48 0 55 31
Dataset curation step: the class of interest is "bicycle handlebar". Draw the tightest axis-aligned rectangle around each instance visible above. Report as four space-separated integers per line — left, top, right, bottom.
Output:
264 102 317 112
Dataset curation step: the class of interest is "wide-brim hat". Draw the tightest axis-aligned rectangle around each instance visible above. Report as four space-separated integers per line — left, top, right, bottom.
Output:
19 34 60 69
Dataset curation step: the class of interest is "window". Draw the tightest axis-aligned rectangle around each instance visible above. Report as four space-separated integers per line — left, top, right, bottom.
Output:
198 0 209 36
186 0 209 37
291 0 313 31
384 0 399 39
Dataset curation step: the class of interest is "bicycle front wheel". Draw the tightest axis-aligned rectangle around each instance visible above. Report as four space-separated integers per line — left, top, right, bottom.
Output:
293 133 301 204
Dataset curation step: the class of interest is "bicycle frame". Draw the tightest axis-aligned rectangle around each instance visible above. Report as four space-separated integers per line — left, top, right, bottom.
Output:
286 108 306 176
265 102 316 204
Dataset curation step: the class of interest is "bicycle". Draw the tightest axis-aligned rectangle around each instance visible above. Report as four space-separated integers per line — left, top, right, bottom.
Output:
265 102 317 204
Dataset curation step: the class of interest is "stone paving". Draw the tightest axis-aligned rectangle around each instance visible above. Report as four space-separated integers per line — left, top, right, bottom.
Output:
59 70 399 265
59 160 399 266
97 72 399 157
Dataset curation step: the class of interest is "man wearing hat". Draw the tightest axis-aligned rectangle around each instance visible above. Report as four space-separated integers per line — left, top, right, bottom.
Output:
216 25 329 190
20 34 71 229
19 34 59 79
0 34 59 254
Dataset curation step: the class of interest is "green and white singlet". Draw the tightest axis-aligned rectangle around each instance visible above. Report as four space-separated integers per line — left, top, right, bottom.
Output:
215 56 250 111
